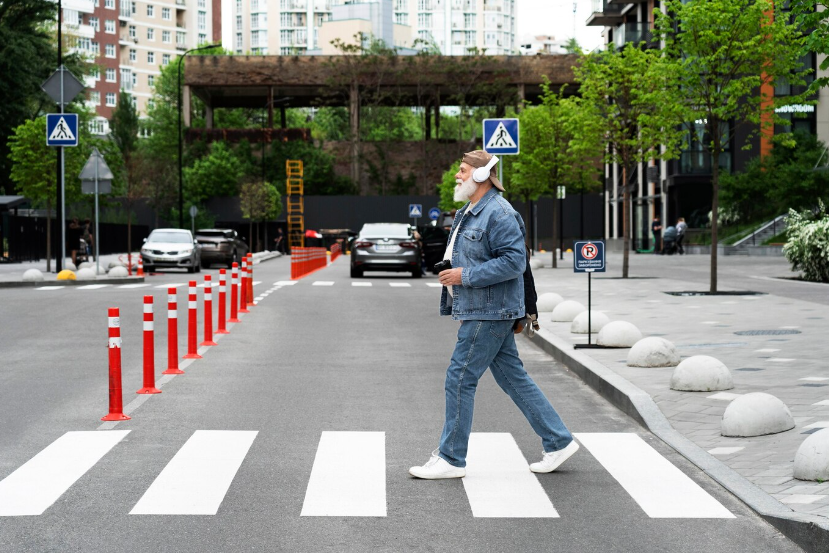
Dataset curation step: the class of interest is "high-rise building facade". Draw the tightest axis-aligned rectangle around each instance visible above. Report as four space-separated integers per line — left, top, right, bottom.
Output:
229 0 515 56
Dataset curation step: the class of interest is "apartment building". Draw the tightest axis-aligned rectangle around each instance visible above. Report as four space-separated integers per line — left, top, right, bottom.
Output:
229 0 515 56
588 0 826 248
57 0 214 133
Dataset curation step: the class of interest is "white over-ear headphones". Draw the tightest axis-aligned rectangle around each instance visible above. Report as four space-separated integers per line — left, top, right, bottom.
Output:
472 155 499 183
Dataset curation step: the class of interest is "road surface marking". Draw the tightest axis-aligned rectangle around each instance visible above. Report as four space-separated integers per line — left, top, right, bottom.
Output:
76 284 110 290
155 283 188 289
389 283 411 287
767 358 796 363
813 400 829 406
463 433 558 518
801 377 829 382
574 433 734 518
755 348 780 353
253 281 261 286
119 284 150 289
0 431 129 516
35 286 65 290
426 283 442 288
312 281 334 286
275 281 297 286
352 282 372 287
130 430 257 515
301 431 386 517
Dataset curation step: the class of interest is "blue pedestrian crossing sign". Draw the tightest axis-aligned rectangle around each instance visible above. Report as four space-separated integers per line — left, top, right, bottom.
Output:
46 114 79 147
409 204 423 218
483 118 519 155
574 241 606 273
428 207 441 221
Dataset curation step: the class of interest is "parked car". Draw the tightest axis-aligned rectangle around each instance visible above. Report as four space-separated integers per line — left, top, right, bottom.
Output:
420 224 450 274
195 228 249 269
140 229 201 273
350 222 422 278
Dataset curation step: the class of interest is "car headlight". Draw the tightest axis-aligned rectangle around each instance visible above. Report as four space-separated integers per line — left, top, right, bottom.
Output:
180 248 193 256
141 247 150 254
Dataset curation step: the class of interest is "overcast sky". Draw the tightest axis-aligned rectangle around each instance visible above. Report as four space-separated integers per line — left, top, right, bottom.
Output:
515 0 604 52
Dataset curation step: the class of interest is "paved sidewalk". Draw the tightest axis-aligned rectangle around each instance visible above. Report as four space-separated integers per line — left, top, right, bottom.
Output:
530 251 829 521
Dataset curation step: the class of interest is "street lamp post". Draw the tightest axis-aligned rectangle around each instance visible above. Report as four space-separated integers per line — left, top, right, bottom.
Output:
178 43 221 229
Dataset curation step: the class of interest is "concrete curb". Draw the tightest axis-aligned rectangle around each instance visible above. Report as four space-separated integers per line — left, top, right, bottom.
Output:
529 327 829 553
250 251 282 264
0 276 145 288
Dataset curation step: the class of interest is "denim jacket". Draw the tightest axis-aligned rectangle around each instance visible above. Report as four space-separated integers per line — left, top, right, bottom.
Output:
439 188 526 321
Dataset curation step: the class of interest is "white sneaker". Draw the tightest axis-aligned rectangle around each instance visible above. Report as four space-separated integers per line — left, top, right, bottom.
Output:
409 449 466 479
529 440 580 473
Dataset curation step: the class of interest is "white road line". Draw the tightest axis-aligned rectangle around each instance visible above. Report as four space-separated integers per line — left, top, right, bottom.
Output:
301 431 386 517
352 282 372 287
574 433 734 518
131 430 257 515
0 431 130 516
389 283 411 287
312 281 334 286
76 284 110 290
426 283 442 288
275 281 297 286
800 377 829 382
463 433 558 518
119 284 150 289
35 286 65 291
253 281 261 286
155 283 188 289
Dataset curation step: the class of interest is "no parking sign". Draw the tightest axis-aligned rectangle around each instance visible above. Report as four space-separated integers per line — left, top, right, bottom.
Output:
574 241 605 273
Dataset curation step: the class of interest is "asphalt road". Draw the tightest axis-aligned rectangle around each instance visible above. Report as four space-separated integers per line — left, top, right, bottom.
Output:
0 257 804 552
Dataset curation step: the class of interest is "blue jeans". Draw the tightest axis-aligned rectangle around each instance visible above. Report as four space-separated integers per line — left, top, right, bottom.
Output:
438 319 573 468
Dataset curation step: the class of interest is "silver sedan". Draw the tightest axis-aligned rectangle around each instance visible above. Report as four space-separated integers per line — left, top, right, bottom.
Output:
350 223 422 278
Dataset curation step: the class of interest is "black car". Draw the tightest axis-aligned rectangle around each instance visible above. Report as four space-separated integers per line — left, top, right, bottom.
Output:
195 229 249 269
420 212 454 274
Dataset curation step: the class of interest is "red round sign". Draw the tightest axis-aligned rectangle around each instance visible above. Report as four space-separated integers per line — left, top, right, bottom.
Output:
581 243 598 260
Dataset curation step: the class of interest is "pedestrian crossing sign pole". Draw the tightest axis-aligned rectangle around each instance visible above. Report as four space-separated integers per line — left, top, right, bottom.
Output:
409 204 422 228
46 114 79 147
482 118 519 191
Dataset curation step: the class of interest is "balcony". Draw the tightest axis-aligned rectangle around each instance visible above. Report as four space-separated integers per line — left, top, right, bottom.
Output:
119 1 133 19
586 0 624 26
280 0 307 10
65 23 96 39
614 22 658 49
176 0 186 6
313 0 330 11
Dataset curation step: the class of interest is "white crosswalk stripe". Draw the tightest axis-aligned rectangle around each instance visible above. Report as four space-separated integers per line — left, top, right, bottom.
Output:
389 283 411 287
34 286 66 291
76 284 110 290
119 283 150 289
574 433 734 518
352 282 372 287
312 281 334 286
130 430 258 515
0 431 129 516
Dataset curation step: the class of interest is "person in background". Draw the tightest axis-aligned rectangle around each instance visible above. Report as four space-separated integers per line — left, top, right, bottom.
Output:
676 217 687 255
651 215 663 254
83 219 93 260
68 217 81 266
273 228 285 254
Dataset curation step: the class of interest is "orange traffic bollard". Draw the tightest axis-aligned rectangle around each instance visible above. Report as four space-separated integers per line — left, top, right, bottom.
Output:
137 295 161 394
102 308 130 421
216 269 230 334
183 281 202 359
163 287 184 375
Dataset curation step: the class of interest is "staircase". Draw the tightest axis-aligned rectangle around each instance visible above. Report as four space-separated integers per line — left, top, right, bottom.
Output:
726 215 787 255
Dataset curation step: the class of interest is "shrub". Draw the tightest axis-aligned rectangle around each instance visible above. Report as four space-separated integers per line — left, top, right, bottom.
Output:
783 201 829 283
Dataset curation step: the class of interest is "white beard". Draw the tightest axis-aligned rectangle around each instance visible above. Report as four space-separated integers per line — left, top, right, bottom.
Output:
454 177 478 202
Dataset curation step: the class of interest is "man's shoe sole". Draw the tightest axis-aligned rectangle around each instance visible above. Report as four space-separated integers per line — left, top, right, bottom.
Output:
530 441 580 474
408 468 466 480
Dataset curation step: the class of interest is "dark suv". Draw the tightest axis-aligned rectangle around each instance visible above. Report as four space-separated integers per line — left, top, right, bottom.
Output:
195 229 249 269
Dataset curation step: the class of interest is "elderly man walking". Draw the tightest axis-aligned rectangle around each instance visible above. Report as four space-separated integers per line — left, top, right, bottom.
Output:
409 150 578 480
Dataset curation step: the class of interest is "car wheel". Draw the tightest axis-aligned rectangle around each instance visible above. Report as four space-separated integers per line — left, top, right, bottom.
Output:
195 260 201 273
228 250 237 269
412 266 422 278
187 266 195 274
145 265 155 273
350 265 363 278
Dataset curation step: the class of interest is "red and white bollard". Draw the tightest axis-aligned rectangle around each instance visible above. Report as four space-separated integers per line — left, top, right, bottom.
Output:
137 256 144 277
239 257 250 314
229 262 241 324
102 308 130 421
216 269 229 334
163 287 184 375
137 295 161 394
200 275 217 347
247 254 255 307
183 280 202 359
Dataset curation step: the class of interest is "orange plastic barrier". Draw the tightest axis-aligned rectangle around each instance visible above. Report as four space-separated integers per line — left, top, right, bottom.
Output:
291 247 328 279
330 243 341 263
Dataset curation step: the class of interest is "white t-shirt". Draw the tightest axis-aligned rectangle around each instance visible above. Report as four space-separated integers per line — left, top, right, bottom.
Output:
443 202 476 296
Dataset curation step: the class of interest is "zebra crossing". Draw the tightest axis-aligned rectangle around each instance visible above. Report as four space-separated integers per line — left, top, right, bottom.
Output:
0 430 735 520
34 281 264 292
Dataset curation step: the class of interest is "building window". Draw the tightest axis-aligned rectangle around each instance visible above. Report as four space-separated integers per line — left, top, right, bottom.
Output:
147 4 154 17
280 47 292 55
394 0 406 10
128 25 136 38
104 0 114 8
162 30 171 43
91 41 99 54
106 92 116 106
198 11 206 31
251 0 258 10
199 32 207 44
148 28 155 40
88 118 107 134
106 68 116 82
251 30 259 46
105 43 115 57
199 0 206 7
162 53 171 65
89 17 99 31
105 19 115 33
394 12 407 25
129 48 136 62
418 13 432 28
90 67 100 80
236 33 243 51
162 7 171 20
236 0 241 14
251 13 258 28
464 14 475 28
90 91 100 105
280 13 291 26
148 74 156 87
417 0 433 10
236 15 242 30
485 31 496 45
148 51 155 63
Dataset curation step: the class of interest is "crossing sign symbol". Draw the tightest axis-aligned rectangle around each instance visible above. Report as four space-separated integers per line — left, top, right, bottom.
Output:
46 114 79 147
482 118 519 155
409 204 422 218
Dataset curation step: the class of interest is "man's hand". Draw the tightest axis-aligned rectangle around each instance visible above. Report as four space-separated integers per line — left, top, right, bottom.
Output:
439 268 463 286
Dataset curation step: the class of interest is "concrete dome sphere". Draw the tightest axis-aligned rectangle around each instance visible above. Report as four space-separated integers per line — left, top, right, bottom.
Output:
78 261 94 270
63 261 76 271
94 265 107 275
108 266 128 278
551 300 586 322
794 429 829 481
22 269 44 282
627 337 680 367
108 261 126 270
570 311 610 334
75 268 96 280
597 321 642 347
56 270 76 281
530 258 544 270
721 392 795 437
537 292 563 312
670 355 734 392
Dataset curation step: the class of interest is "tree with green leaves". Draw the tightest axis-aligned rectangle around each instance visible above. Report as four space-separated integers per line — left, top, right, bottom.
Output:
657 0 809 292
240 179 282 251
563 38 582 55
184 141 244 205
110 91 142 257
437 161 464 212
576 44 686 278
512 82 603 267
791 1 829 92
